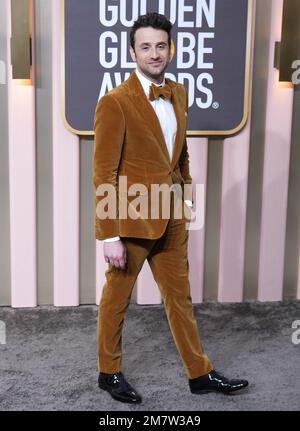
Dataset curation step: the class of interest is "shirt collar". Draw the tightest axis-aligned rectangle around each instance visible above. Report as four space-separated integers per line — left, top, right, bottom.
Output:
135 67 165 97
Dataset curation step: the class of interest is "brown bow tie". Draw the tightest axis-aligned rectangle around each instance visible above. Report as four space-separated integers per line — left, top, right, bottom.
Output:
149 82 172 102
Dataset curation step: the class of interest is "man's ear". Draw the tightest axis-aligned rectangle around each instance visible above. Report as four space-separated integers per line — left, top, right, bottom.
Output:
129 46 136 62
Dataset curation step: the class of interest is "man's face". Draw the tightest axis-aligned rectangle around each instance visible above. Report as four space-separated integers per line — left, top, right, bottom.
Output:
129 27 170 83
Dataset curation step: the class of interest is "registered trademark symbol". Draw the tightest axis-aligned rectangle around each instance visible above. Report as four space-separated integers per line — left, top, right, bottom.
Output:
212 102 219 109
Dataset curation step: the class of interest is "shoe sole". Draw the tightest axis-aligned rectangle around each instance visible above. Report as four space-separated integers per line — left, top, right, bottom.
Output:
190 389 212 394
190 384 248 395
98 382 142 404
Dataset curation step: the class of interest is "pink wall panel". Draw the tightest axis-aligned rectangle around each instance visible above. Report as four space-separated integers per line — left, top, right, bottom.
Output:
258 0 294 301
52 0 80 306
7 0 37 308
188 139 208 303
218 0 255 302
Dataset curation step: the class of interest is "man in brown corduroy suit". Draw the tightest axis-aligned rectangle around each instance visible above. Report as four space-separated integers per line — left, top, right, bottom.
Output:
93 12 248 404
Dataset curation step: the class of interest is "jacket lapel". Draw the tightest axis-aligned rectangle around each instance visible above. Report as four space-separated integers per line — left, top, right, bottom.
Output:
126 70 183 169
167 78 185 169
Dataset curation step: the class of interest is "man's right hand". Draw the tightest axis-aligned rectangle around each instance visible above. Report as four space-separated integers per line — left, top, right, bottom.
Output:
104 240 127 269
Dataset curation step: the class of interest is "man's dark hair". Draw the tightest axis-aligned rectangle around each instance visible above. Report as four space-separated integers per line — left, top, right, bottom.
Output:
130 12 173 51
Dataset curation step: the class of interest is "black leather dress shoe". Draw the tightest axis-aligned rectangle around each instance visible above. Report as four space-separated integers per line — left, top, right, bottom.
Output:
98 371 142 404
189 370 248 394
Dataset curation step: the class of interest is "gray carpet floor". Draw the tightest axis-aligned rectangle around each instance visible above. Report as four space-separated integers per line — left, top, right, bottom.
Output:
0 301 299 411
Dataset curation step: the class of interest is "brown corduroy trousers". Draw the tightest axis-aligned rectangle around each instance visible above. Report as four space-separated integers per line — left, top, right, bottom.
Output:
97 193 213 379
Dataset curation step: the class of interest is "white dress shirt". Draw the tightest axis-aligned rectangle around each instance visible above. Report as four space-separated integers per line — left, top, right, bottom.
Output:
135 67 177 162
102 68 191 243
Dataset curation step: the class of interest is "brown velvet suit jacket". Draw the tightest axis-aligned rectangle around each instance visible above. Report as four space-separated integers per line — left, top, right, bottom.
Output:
93 69 193 240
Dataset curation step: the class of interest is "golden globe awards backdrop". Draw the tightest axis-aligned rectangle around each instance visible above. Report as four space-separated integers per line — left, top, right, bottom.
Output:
63 0 252 136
